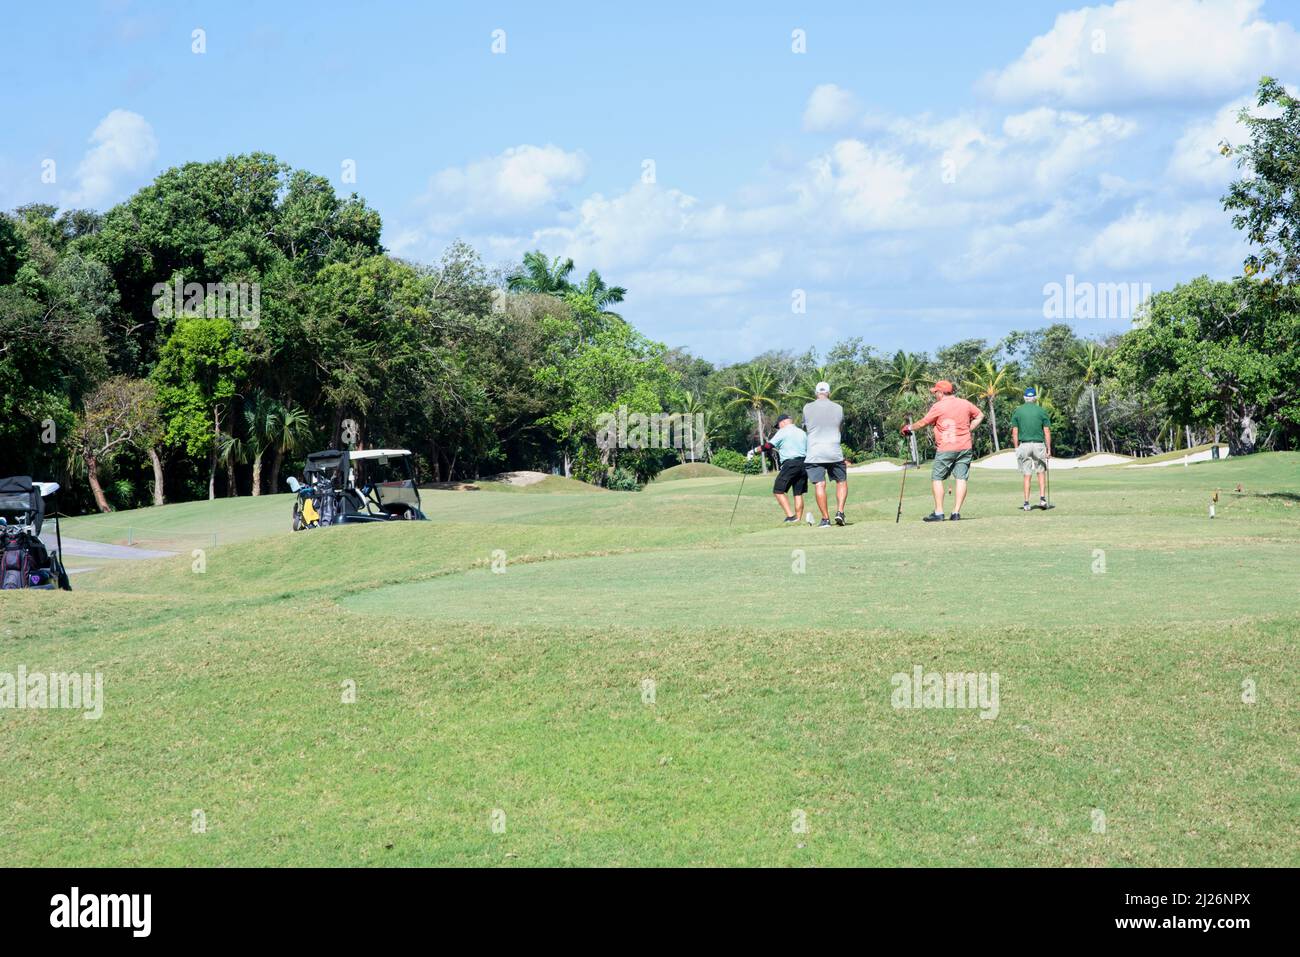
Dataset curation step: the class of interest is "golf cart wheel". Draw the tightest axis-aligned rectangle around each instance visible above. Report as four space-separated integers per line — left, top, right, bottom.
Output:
292 507 303 532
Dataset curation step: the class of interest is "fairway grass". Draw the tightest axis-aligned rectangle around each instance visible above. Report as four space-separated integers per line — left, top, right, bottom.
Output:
2 455 1297 866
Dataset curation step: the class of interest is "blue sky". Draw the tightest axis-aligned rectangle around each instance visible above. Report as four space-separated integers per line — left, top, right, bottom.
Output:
3 0 1298 362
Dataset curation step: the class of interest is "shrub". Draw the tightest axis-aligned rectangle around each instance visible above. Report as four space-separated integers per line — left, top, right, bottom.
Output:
607 467 641 491
712 449 745 472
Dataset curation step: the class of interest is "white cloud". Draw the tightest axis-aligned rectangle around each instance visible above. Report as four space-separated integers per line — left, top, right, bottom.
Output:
802 84 860 132
1002 107 1137 186
531 181 715 268
1077 201 1222 269
64 109 158 207
799 140 917 230
422 144 588 229
983 0 1300 106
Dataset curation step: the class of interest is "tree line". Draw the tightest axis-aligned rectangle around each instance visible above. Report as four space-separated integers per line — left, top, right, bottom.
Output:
2 79 1296 513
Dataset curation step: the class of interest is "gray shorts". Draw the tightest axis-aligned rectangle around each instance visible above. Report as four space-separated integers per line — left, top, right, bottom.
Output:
932 449 974 481
805 460 847 484
1016 442 1048 475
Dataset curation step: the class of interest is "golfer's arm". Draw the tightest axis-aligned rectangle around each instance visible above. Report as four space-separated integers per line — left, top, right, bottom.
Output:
1011 426 1019 447
971 413 985 431
1043 427 1051 454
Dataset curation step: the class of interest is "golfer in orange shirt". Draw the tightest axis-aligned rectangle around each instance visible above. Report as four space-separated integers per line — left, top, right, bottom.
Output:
902 380 985 522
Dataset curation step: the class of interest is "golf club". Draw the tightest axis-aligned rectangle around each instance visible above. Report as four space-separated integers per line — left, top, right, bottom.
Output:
1043 456 1055 509
895 432 916 523
728 457 750 527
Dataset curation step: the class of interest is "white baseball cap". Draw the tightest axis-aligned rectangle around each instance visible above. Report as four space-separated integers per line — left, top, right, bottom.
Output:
815 381 831 394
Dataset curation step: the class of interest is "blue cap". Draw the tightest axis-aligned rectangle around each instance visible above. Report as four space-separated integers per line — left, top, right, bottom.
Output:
1023 386 1037 398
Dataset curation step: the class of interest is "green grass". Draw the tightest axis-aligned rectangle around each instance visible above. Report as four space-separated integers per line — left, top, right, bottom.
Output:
3 454 1297 866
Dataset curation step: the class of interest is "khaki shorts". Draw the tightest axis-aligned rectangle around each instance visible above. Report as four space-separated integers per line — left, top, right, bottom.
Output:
1017 442 1048 475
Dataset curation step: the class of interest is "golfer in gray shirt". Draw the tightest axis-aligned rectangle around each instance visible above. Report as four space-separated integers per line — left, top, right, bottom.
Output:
802 381 847 527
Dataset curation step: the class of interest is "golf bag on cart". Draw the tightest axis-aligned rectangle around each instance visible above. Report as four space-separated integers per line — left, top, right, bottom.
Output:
0 476 71 591
291 450 347 530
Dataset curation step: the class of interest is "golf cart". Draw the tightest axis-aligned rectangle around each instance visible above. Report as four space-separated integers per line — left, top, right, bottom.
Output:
0 476 71 590
288 448 426 530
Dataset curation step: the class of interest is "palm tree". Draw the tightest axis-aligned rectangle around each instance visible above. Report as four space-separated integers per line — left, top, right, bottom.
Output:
1033 385 1061 423
876 350 931 401
569 269 627 314
1066 342 1109 453
680 390 710 463
237 392 277 495
506 251 575 296
784 367 844 406
963 360 1016 451
266 402 313 494
215 431 245 498
725 366 780 473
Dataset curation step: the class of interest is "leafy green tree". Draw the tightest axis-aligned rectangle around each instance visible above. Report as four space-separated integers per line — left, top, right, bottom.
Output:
1114 277 1300 454
70 376 161 512
152 318 248 499
82 153 382 380
0 213 22 285
535 313 680 483
1223 77 1300 284
304 255 429 444
934 338 991 385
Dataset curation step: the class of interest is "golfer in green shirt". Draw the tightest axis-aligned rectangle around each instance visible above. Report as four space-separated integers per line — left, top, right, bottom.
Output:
1010 387 1052 510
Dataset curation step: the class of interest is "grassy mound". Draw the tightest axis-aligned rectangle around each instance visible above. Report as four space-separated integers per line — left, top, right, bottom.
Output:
653 462 738 481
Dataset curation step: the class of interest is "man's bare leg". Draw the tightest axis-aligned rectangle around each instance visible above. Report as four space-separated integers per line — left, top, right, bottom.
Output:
835 480 847 514
794 493 804 521
954 478 969 514
774 492 794 518
1022 473 1031 501
931 480 945 514
815 481 830 520
1037 470 1047 498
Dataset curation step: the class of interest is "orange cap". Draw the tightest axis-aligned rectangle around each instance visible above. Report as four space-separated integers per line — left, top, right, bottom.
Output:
930 380 955 395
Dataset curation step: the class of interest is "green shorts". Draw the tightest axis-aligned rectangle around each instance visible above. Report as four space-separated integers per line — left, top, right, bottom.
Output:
932 449 974 481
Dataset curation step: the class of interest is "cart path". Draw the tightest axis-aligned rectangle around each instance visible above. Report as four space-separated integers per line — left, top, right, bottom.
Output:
39 535 177 560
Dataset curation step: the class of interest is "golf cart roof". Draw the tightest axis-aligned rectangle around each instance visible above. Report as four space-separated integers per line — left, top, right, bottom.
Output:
347 449 412 460
305 449 348 472
0 476 58 499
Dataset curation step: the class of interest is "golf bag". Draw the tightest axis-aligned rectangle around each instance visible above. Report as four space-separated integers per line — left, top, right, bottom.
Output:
312 477 339 527
2 526 56 589
2 528 32 588
292 451 348 531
